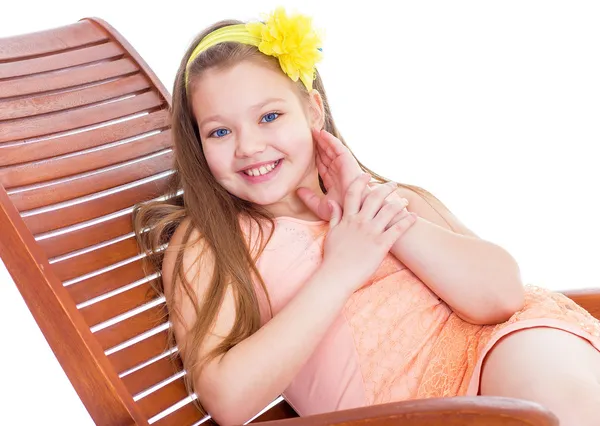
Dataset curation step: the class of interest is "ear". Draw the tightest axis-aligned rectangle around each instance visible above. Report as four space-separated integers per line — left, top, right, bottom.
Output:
307 89 325 130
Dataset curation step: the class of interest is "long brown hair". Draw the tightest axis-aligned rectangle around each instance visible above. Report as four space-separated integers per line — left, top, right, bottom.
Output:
133 18 440 415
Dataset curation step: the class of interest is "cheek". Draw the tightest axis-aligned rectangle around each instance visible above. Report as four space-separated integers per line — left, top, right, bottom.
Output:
202 143 231 178
277 122 314 158
289 133 315 165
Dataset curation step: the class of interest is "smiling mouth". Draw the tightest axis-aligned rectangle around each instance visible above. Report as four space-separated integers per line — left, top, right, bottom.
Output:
242 159 282 177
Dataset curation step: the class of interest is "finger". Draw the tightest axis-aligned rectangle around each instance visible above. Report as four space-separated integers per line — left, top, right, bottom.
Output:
325 145 337 161
311 127 323 145
296 187 331 221
371 201 409 233
316 150 329 177
358 181 399 220
328 200 343 227
316 130 349 170
389 203 410 225
380 212 418 248
316 144 334 169
313 128 332 154
388 207 411 228
321 173 334 191
316 153 334 189
320 129 348 156
313 129 336 164
361 184 371 203
344 173 371 215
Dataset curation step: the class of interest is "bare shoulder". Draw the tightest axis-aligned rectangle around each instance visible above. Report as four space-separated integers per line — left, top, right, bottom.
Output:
394 184 478 238
161 218 238 411
162 217 236 351
162 217 209 301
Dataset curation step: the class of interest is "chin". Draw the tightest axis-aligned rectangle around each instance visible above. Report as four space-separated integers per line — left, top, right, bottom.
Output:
245 188 290 206
224 166 309 207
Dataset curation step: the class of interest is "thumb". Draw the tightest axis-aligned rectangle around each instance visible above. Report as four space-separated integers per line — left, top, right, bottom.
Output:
328 200 343 227
297 187 331 220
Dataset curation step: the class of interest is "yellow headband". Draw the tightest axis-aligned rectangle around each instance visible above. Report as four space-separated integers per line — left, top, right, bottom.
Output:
185 7 323 91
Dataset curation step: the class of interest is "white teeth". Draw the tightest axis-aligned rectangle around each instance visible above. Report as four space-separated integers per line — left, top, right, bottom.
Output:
244 160 279 177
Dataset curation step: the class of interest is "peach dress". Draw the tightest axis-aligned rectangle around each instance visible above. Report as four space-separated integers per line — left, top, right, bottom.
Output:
246 216 600 417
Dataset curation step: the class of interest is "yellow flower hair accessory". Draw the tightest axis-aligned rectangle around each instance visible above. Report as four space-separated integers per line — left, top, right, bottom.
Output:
246 8 323 90
185 7 323 91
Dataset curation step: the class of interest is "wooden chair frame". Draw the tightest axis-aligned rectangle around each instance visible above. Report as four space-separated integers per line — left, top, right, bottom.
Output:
1 17 598 426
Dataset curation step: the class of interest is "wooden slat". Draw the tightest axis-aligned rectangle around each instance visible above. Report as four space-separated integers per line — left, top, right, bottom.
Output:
121 355 183 396
0 89 162 143
65 257 149 305
0 184 149 426
22 172 172 234
0 73 150 121
10 149 173 211
0 109 170 167
0 18 179 426
79 280 159 327
95 304 167 351
136 377 190 420
108 329 172 374
0 57 138 100
0 130 172 188
151 400 207 426
38 212 133 259
0 21 107 61
0 41 123 79
84 18 172 108
51 236 140 282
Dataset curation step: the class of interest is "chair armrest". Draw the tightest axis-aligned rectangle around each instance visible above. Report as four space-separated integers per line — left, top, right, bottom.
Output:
257 396 558 426
563 288 600 320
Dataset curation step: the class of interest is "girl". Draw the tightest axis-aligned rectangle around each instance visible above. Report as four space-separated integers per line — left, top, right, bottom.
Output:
134 8 600 426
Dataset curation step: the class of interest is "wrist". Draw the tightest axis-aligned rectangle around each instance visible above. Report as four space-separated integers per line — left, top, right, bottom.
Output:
315 260 358 298
391 214 423 247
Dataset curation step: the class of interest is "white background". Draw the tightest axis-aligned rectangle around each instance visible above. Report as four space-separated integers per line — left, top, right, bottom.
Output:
1 1 599 424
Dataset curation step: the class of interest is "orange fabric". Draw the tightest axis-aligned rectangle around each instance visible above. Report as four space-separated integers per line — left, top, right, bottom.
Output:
248 217 600 416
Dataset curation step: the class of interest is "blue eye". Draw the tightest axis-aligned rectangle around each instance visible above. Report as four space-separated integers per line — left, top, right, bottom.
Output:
210 128 231 138
261 112 280 123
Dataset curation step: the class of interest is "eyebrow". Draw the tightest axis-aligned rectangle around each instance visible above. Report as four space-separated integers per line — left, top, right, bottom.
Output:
198 97 286 129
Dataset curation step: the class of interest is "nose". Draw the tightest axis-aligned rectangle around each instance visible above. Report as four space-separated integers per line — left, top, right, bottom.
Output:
235 125 266 158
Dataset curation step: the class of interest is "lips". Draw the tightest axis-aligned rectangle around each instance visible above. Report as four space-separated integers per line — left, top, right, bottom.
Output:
242 159 281 177
239 159 283 183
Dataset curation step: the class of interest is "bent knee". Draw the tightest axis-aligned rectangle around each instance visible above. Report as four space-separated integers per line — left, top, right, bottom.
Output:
480 327 600 394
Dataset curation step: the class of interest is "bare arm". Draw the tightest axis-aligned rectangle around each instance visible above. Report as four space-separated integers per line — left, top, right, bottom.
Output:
163 224 353 425
203 267 352 425
389 187 525 325
299 129 524 325
163 178 414 425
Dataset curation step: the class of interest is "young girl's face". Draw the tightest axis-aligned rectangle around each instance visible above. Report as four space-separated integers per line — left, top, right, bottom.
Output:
190 59 324 214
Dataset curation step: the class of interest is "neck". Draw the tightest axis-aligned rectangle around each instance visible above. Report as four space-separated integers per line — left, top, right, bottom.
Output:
265 170 324 221
270 198 323 221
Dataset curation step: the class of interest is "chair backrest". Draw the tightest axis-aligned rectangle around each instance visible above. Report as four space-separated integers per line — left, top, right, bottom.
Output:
0 18 295 426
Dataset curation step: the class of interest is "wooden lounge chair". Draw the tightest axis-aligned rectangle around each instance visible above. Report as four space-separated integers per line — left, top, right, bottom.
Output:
1 17 598 426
